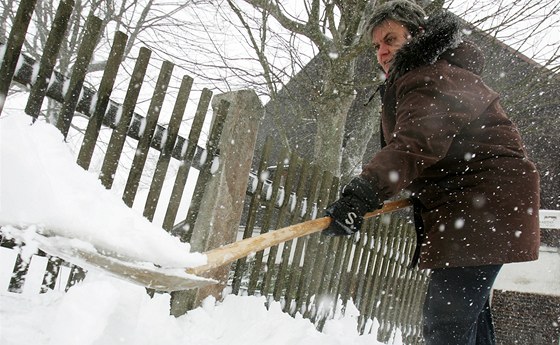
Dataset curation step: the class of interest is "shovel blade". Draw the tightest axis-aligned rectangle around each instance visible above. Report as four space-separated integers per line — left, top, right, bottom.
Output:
1 226 216 292
59 247 217 292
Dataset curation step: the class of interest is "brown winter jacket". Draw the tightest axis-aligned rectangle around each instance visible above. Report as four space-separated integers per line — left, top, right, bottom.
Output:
361 12 540 269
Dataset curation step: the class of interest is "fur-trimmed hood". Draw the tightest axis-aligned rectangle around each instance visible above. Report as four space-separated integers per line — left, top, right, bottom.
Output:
387 11 484 84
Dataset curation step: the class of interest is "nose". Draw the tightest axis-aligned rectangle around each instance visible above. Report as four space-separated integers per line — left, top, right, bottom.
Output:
376 43 390 63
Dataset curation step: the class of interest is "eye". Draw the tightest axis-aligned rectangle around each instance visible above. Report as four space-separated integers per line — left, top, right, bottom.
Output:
372 43 380 51
386 36 395 45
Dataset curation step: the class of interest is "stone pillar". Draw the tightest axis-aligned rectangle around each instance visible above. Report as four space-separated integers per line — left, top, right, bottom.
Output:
170 89 262 315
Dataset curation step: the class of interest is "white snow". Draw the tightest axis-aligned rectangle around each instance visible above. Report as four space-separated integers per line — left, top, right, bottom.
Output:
0 110 395 344
0 112 205 269
0 271 390 345
493 247 560 296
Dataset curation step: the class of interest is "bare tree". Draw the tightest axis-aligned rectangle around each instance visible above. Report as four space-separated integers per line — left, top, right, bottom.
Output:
201 0 443 179
0 0 210 121
207 0 558 183
447 0 559 71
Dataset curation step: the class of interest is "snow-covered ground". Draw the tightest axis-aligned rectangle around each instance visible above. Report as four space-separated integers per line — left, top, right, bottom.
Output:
0 110 558 345
494 246 560 296
0 268 391 345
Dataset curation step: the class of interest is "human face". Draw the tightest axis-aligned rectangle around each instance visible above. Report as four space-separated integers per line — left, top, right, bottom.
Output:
371 20 412 74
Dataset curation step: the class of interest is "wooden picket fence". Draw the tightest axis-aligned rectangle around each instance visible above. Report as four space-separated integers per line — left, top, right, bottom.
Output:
0 0 429 343
230 141 429 343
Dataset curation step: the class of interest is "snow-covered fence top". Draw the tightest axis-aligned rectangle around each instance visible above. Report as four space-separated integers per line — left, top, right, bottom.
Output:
1 45 209 170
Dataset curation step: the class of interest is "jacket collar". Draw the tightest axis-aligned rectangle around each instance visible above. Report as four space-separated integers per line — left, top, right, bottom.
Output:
387 11 465 85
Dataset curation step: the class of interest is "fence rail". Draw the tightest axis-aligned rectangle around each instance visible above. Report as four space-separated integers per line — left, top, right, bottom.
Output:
0 0 428 343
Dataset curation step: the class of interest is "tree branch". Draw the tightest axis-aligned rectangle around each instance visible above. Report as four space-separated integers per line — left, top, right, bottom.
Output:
241 0 330 51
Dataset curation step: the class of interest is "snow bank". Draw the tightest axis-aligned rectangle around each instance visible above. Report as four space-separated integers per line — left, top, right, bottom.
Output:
0 273 393 345
0 112 205 268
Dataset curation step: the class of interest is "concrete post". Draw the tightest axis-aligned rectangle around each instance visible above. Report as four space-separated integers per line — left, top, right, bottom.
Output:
170 89 263 315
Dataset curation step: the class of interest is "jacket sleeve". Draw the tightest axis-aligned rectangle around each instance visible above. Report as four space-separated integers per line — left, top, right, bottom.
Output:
360 62 499 201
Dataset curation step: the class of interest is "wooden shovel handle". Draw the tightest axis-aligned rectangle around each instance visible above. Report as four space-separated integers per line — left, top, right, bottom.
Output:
187 198 412 275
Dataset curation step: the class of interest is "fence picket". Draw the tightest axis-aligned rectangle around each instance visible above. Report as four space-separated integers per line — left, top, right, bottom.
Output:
359 216 391 332
55 13 103 138
386 224 413 338
353 220 376 322
332 232 355 310
395 230 416 332
8 256 29 293
317 175 341 297
396 261 415 335
143 75 194 221
25 0 75 119
284 160 317 314
40 256 62 292
261 150 298 295
355 218 378 307
326 234 350 305
177 99 229 244
122 60 174 207
77 30 128 170
162 88 212 231
247 147 288 295
343 221 367 309
1 238 28 293
99 47 151 189
378 219 407 341
273 155 306 301
405 271 429 343
370 216 398 333
303 172 334 319
293 166 323 314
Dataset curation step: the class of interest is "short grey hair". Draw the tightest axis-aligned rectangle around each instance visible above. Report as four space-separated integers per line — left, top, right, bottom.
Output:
364 0 427 43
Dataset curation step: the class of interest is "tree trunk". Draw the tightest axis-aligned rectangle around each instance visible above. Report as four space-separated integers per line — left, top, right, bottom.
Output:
341 92 381 184
312 56 356 177
341 47 383 185
314 93 355 177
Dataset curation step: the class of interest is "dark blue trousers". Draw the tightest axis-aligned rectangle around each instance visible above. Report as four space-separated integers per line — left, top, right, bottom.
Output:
422 264 502 345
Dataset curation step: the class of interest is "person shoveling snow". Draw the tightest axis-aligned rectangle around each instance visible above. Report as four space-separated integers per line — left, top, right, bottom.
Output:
0 111 409 291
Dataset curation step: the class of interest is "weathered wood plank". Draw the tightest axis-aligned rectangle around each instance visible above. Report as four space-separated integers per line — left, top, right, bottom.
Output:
99 47 151 189
25 0 75 119
77 31 128 170
55 14 103 138
163 88 212 231
122 60 174 207
143 75 193 221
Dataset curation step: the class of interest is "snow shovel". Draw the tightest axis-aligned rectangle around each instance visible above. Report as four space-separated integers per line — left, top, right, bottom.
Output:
187 198 412 276
17 199 412 292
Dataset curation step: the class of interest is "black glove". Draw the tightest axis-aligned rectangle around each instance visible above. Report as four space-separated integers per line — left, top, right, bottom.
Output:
323 176 382 237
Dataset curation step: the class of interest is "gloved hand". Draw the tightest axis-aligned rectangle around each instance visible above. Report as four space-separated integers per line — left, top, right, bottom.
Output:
323 176 382 237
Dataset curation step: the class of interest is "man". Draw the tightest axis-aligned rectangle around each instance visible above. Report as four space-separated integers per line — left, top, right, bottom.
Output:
323 1 541 344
